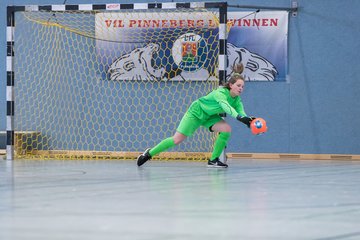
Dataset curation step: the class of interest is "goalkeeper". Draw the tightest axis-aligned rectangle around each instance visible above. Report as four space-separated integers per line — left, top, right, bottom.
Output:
137 64 255 168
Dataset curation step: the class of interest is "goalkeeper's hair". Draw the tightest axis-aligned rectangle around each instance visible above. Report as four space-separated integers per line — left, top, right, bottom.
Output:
232 63 244 74
224 74 244 90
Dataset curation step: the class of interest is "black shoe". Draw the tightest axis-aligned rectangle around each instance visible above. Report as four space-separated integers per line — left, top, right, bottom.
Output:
137 148 152 166
207 158 228 168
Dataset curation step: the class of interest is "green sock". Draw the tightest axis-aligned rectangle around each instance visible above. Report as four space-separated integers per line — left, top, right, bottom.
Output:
149 137 176 157
210 132 231 160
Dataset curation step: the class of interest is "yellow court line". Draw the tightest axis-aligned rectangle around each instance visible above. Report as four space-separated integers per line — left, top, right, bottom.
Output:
4 150 359 161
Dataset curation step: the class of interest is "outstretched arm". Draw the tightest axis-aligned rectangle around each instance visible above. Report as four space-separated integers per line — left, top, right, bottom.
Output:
219 101 254 128
232 98 255 127
214 90 255 128
218 100 240 118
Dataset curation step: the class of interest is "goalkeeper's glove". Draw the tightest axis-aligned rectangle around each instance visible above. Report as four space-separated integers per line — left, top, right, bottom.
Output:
236 115 253 128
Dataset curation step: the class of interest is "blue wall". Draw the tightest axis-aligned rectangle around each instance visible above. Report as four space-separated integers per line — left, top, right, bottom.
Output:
1 0 359 154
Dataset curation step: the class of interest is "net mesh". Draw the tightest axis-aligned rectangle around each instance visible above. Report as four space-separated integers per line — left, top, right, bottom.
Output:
14 8 221 160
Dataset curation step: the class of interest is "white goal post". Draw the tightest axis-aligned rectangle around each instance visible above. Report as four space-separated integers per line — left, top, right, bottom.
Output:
6 2 228 160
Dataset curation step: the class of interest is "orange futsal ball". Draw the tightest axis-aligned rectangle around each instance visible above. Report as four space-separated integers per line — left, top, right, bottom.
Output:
250 118 268 135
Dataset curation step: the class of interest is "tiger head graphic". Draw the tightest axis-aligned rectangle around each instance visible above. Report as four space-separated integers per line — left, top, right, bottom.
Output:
108 43 165 81
227 43 278 81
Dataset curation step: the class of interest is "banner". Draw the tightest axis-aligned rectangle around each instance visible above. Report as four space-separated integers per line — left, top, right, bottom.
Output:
95 10 288 81
227 11 288 81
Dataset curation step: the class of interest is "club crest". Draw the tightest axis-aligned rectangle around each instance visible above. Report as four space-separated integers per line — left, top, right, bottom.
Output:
172 33 208 72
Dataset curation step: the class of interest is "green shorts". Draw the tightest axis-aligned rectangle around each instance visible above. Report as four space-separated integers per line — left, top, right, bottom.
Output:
176 101 223 137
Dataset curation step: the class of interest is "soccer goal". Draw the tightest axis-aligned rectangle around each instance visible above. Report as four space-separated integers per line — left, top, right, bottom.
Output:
6 2 228 160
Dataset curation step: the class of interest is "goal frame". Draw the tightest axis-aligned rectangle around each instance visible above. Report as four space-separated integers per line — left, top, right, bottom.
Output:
6 2 228 161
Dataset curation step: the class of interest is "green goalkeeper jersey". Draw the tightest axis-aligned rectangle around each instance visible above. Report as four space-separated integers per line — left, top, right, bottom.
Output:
191 87 247 119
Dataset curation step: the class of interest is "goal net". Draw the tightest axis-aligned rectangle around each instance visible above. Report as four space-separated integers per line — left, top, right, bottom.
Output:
10 3 226 160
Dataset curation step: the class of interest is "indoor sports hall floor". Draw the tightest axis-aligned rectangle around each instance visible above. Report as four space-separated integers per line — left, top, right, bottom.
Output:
1 158 360 240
